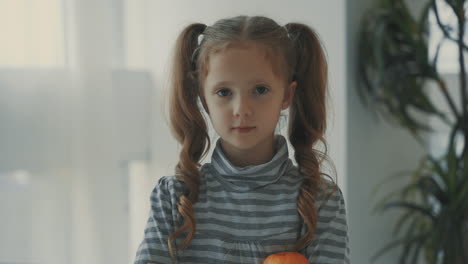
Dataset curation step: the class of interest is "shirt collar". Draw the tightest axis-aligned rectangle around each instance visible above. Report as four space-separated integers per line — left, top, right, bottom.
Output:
209 134 292 191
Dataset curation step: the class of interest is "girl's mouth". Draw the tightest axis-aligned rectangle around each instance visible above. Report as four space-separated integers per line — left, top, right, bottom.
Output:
232 127 256 133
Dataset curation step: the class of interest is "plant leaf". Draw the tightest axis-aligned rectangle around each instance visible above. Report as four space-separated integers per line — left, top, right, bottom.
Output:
370 233 430 263
446 124 460 195
382 201 436 221
393 210 416 236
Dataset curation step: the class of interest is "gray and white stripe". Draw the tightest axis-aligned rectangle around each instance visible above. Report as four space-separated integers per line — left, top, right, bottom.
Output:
134 135 350 264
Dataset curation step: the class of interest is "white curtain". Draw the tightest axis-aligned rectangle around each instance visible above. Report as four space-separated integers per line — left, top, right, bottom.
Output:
67 1 122 264
0 0 155 264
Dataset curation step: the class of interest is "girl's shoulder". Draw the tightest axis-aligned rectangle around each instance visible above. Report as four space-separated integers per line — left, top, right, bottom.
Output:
316 176 345 209
288 164 345 209
153 164 209 196
153 175 187 197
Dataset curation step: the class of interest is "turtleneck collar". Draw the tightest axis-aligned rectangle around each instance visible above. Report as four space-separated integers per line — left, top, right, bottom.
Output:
209 134 293 192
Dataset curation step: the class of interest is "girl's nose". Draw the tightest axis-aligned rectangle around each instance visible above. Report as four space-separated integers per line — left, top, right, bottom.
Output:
233 96 253 118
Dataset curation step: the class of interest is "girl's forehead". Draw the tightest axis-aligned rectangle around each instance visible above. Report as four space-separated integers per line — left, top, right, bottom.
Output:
204 41 287 80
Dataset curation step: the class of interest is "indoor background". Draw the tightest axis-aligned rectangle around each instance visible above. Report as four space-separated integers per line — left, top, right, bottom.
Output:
0 0 459 263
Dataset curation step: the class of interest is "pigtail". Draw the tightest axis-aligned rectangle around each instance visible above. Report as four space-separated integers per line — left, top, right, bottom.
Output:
284 23 338 251
167 23 211 260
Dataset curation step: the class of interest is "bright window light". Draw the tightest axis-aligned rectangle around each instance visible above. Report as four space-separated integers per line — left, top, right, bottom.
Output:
0 0 64 67
428 0 468 73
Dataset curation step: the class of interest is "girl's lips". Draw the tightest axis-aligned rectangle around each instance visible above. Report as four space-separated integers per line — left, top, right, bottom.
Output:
233 127 256 133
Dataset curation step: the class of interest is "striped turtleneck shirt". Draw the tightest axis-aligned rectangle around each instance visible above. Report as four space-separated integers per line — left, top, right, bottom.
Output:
134 135 350 264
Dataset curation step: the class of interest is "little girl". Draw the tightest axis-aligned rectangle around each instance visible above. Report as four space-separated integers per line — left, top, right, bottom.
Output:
134 15 350 264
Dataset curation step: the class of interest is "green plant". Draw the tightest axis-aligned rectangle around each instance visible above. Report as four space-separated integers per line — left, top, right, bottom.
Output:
358 0 468 263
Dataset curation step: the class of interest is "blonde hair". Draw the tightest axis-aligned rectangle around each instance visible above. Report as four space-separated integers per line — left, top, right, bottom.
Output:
167 15 337 260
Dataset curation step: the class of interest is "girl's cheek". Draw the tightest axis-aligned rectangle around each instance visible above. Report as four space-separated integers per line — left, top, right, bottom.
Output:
214 99 228 106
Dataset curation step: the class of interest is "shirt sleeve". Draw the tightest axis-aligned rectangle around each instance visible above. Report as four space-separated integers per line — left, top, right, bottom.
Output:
306 183 350 264
134 176 179 264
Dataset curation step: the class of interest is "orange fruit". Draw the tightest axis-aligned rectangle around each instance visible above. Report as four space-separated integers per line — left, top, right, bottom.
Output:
263 251 309 264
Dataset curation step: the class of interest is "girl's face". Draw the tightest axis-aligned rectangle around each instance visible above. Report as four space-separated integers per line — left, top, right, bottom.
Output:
202 42 296 154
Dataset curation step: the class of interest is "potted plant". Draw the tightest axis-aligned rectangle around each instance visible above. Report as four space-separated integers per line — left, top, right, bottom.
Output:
358 0 468 263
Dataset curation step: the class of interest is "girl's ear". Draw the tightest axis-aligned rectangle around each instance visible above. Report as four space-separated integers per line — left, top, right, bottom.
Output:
282 81 297 110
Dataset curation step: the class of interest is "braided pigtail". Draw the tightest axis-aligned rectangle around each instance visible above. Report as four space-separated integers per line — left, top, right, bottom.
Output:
285 23 338 251
167 23 211 261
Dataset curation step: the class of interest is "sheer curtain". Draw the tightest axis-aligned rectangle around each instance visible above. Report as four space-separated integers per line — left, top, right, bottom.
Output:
67 0 123 263
0 0 155 264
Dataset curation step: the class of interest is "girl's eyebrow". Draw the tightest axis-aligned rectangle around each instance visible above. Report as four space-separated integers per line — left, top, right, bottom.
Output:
211 81 234 88
211 79 270 88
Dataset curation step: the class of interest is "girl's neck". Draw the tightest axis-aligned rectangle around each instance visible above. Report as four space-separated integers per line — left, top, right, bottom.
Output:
219 135 276 167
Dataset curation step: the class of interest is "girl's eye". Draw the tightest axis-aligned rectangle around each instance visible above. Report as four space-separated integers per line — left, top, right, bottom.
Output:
216 88 231 97
215 86 269 97
255 86 269 95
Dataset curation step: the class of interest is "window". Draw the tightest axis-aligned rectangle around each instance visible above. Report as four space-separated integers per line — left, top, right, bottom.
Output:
0 0 65 67
428 0 468 73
